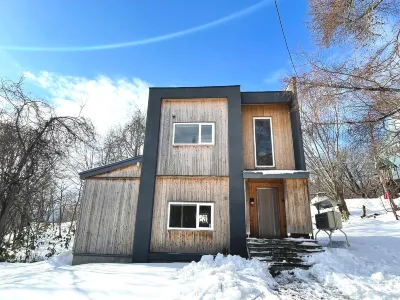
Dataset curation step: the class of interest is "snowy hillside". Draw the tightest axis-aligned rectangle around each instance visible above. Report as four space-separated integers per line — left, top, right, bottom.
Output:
2 222 75 263
0 198 399 299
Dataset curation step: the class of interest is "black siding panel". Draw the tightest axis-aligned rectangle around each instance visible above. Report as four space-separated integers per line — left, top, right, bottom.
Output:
132 89 163 263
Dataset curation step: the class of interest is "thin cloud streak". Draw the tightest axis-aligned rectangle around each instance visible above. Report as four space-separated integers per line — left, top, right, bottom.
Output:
1 1 271 52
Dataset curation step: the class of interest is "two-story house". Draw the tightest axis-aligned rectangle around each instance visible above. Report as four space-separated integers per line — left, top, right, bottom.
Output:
72 79 313 265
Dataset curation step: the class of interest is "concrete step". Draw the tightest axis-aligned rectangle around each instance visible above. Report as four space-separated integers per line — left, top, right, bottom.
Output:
247 238 318 244
249 251 303 258
246 238 323 276
254 256 304 264
248 245 323 253
269 263 312 277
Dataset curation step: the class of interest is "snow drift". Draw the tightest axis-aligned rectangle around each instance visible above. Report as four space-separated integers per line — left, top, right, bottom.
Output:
174 254 278 299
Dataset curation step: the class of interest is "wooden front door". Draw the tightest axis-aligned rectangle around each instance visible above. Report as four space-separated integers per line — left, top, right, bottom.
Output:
257 188 280 238
248 180 286 238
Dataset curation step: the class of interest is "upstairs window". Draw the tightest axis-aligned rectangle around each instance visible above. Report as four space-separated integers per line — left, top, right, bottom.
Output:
173 123 214 145
168 202 214 230
253 117 275 167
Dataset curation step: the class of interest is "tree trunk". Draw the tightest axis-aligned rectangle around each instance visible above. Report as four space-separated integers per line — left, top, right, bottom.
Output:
68 182 83 235
361 205 366 218
338 198 350 220
368 123 399 220
58 190 62 238
0 200 13 245
381 179 399 220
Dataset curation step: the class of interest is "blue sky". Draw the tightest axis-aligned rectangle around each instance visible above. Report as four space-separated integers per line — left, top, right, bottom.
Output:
0 0 312 133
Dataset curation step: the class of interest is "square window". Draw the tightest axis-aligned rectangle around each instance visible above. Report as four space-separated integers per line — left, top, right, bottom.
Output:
174 124 199 144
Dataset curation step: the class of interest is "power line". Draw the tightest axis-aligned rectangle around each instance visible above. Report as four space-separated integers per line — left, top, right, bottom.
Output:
273 0 298 77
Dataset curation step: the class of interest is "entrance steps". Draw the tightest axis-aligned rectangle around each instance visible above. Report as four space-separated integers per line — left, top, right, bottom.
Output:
246 238 324 276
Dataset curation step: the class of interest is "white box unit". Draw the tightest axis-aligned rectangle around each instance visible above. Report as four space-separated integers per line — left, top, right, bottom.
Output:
315 211 342 230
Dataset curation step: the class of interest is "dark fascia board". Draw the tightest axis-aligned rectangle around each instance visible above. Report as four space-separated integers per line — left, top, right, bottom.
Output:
79 156 143 179
73 253 132 258
148 85 241 98
147 252 210 262
242 170 310 179
241 91 292 104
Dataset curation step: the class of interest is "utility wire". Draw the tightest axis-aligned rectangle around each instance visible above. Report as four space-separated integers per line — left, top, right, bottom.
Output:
273 0 298 77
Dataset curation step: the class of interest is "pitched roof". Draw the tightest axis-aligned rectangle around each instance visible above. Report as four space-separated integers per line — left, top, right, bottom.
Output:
79 156 143 179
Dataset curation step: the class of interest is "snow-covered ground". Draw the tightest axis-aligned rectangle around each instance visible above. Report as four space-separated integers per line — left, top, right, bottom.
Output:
0 198 399 299
3 222 75 262
278 197 400 299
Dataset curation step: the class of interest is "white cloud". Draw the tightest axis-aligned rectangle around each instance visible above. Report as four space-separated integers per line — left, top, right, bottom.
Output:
264 68 286 86
24 71 150 135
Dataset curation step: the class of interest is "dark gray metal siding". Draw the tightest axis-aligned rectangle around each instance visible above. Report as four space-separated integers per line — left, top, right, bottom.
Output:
132 86 247 262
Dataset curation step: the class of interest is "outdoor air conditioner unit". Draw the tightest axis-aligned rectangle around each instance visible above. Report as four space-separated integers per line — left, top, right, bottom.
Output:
315 211 342 230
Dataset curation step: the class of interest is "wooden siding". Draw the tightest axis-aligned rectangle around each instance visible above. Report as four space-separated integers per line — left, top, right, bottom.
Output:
247 179 286 237
157 99 229 176
284 178 313 234
244 179 250 236
95 164 141 178
242 104 295 170
150 176 229 254
74 178 139 255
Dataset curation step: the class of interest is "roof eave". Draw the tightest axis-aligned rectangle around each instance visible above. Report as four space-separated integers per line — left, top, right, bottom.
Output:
79 156 143 179
242 170 309 179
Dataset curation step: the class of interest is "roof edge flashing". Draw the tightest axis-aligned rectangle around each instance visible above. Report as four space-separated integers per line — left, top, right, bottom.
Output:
242 170 309 179
79 156 143 179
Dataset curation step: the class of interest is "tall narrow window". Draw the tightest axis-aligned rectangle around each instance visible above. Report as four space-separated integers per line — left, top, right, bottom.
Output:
253 117 275 167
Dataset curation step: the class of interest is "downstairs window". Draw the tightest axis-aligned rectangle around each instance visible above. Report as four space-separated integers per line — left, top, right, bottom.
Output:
168 202 214 230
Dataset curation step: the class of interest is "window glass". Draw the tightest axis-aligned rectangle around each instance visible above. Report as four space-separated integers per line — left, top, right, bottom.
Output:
174 124 199 144
199 205 212 228
169 204 196 228
201 124 213 143
254 118 274 166
168 203 213 229
182 205 197 228
169 205 182 228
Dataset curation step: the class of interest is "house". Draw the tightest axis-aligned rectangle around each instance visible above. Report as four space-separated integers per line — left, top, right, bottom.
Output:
72 78 313 265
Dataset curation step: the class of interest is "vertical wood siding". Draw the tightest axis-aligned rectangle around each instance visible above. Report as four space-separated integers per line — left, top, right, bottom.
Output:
74 178 140 255
150 176 229 254
95 164 141 178
242 104 295 170
284 178 313 234
157 99 229 176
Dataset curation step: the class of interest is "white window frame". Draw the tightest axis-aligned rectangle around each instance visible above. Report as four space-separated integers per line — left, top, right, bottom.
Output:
253 117 275 168
167 202 214 231
172 122 215 146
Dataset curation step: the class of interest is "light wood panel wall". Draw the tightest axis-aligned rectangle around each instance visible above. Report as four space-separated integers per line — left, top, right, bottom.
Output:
284 178 313 234
150 176 229 254
157 99 229 176
242 104 295 170
95 164 141 178
74 178 140 255
247 179 286 237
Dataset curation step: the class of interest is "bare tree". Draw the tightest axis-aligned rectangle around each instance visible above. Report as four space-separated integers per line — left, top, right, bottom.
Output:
101 109 145 164
0 77 95 245
301 88 351 218
290 0 400 219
